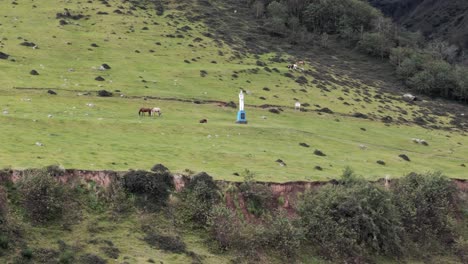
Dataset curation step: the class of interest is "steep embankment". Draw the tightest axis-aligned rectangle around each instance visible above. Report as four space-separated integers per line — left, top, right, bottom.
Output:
369 0 468 48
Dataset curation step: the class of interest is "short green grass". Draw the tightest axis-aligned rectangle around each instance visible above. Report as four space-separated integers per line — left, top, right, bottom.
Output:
0 0 466 181
0 211 233 264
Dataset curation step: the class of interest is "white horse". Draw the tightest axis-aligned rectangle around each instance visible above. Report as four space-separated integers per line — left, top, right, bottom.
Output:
294 101 301 111
151 107 162 117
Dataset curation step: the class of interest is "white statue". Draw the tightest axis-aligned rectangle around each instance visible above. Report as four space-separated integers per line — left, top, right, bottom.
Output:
239 90 244 111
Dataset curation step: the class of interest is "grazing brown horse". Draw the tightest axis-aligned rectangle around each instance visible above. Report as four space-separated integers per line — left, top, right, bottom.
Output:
138 107 152 116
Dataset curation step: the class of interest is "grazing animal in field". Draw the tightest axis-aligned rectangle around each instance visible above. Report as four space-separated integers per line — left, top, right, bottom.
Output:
287 64 298 70
138 107 152 116
294 101 301 111
403 93 417 102
151 107 162 117
199 119 207 123
296 60 305 65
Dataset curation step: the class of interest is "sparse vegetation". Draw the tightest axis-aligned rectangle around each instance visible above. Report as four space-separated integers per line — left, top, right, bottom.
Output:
17 169 71 224
0 165 466 263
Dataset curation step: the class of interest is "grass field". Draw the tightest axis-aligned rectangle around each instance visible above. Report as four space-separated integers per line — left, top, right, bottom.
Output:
0 0 466 181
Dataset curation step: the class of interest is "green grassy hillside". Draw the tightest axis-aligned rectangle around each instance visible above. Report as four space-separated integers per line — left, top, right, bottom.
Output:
0 0 466 181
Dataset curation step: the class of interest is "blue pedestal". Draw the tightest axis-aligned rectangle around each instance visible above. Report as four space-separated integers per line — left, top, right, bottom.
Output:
236 110 247 124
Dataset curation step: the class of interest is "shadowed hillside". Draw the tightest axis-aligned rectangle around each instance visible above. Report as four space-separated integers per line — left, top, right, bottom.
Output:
368 0 468 49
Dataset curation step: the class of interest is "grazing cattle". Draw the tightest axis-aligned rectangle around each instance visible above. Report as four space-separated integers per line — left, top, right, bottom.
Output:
294 101 301 111
403 93 417 102
151 107 162 117
296 60 305 65
199 119 207 123
287 64 298 70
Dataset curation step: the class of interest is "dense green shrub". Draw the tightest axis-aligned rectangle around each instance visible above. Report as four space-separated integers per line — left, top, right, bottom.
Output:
298 172 403 262
208 205 263 256
108 181 134 219
358 32 393 58
143 232 186 253
122 169 174 210
303 0 378 35
238 170 274 217
17 169 70 224
79 253 107 264
208 205 303 259
0 186 7 224
177 172 220 227
393 172 458 251
261 211 303 259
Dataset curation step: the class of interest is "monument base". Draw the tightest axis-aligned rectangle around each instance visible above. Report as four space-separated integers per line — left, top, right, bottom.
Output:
236 110 247 124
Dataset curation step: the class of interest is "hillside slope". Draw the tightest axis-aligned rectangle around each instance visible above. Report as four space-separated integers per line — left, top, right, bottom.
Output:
0 0 466 181
368 0 468 49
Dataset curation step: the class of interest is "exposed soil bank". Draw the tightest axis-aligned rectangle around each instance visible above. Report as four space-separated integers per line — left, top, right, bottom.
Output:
3 168 467 195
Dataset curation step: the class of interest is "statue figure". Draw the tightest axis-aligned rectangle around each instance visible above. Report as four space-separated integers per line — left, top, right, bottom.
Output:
239 90 244 111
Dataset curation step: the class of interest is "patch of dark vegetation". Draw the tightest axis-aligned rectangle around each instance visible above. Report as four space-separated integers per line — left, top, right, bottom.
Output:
414 117 427 126
269 108 280 114
314 166 323 171
317 107 333 114
91 43 99 47
376 160 386 165
200 70 207 77
30 70 39 75
398 154 410 161
34 248 60 263
47 89 57 95
284 72 294 78
56 8 87 20
299 143 310 148
143 230 186 253
20 41 36 47
122 169 174 210
0 52 10 60
239 170 276 216
353 112 368 119
101 63 111 70
151 163 169 174
295 76 308 84
177 172 220 227
100 246 120 259
225 101 236 108
17 168 73 224
381 116 393 123
95 76 105 81
314 149 326 156
79 253 107 264
263 87 270 91
97 90 112 97
256 60 266 67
